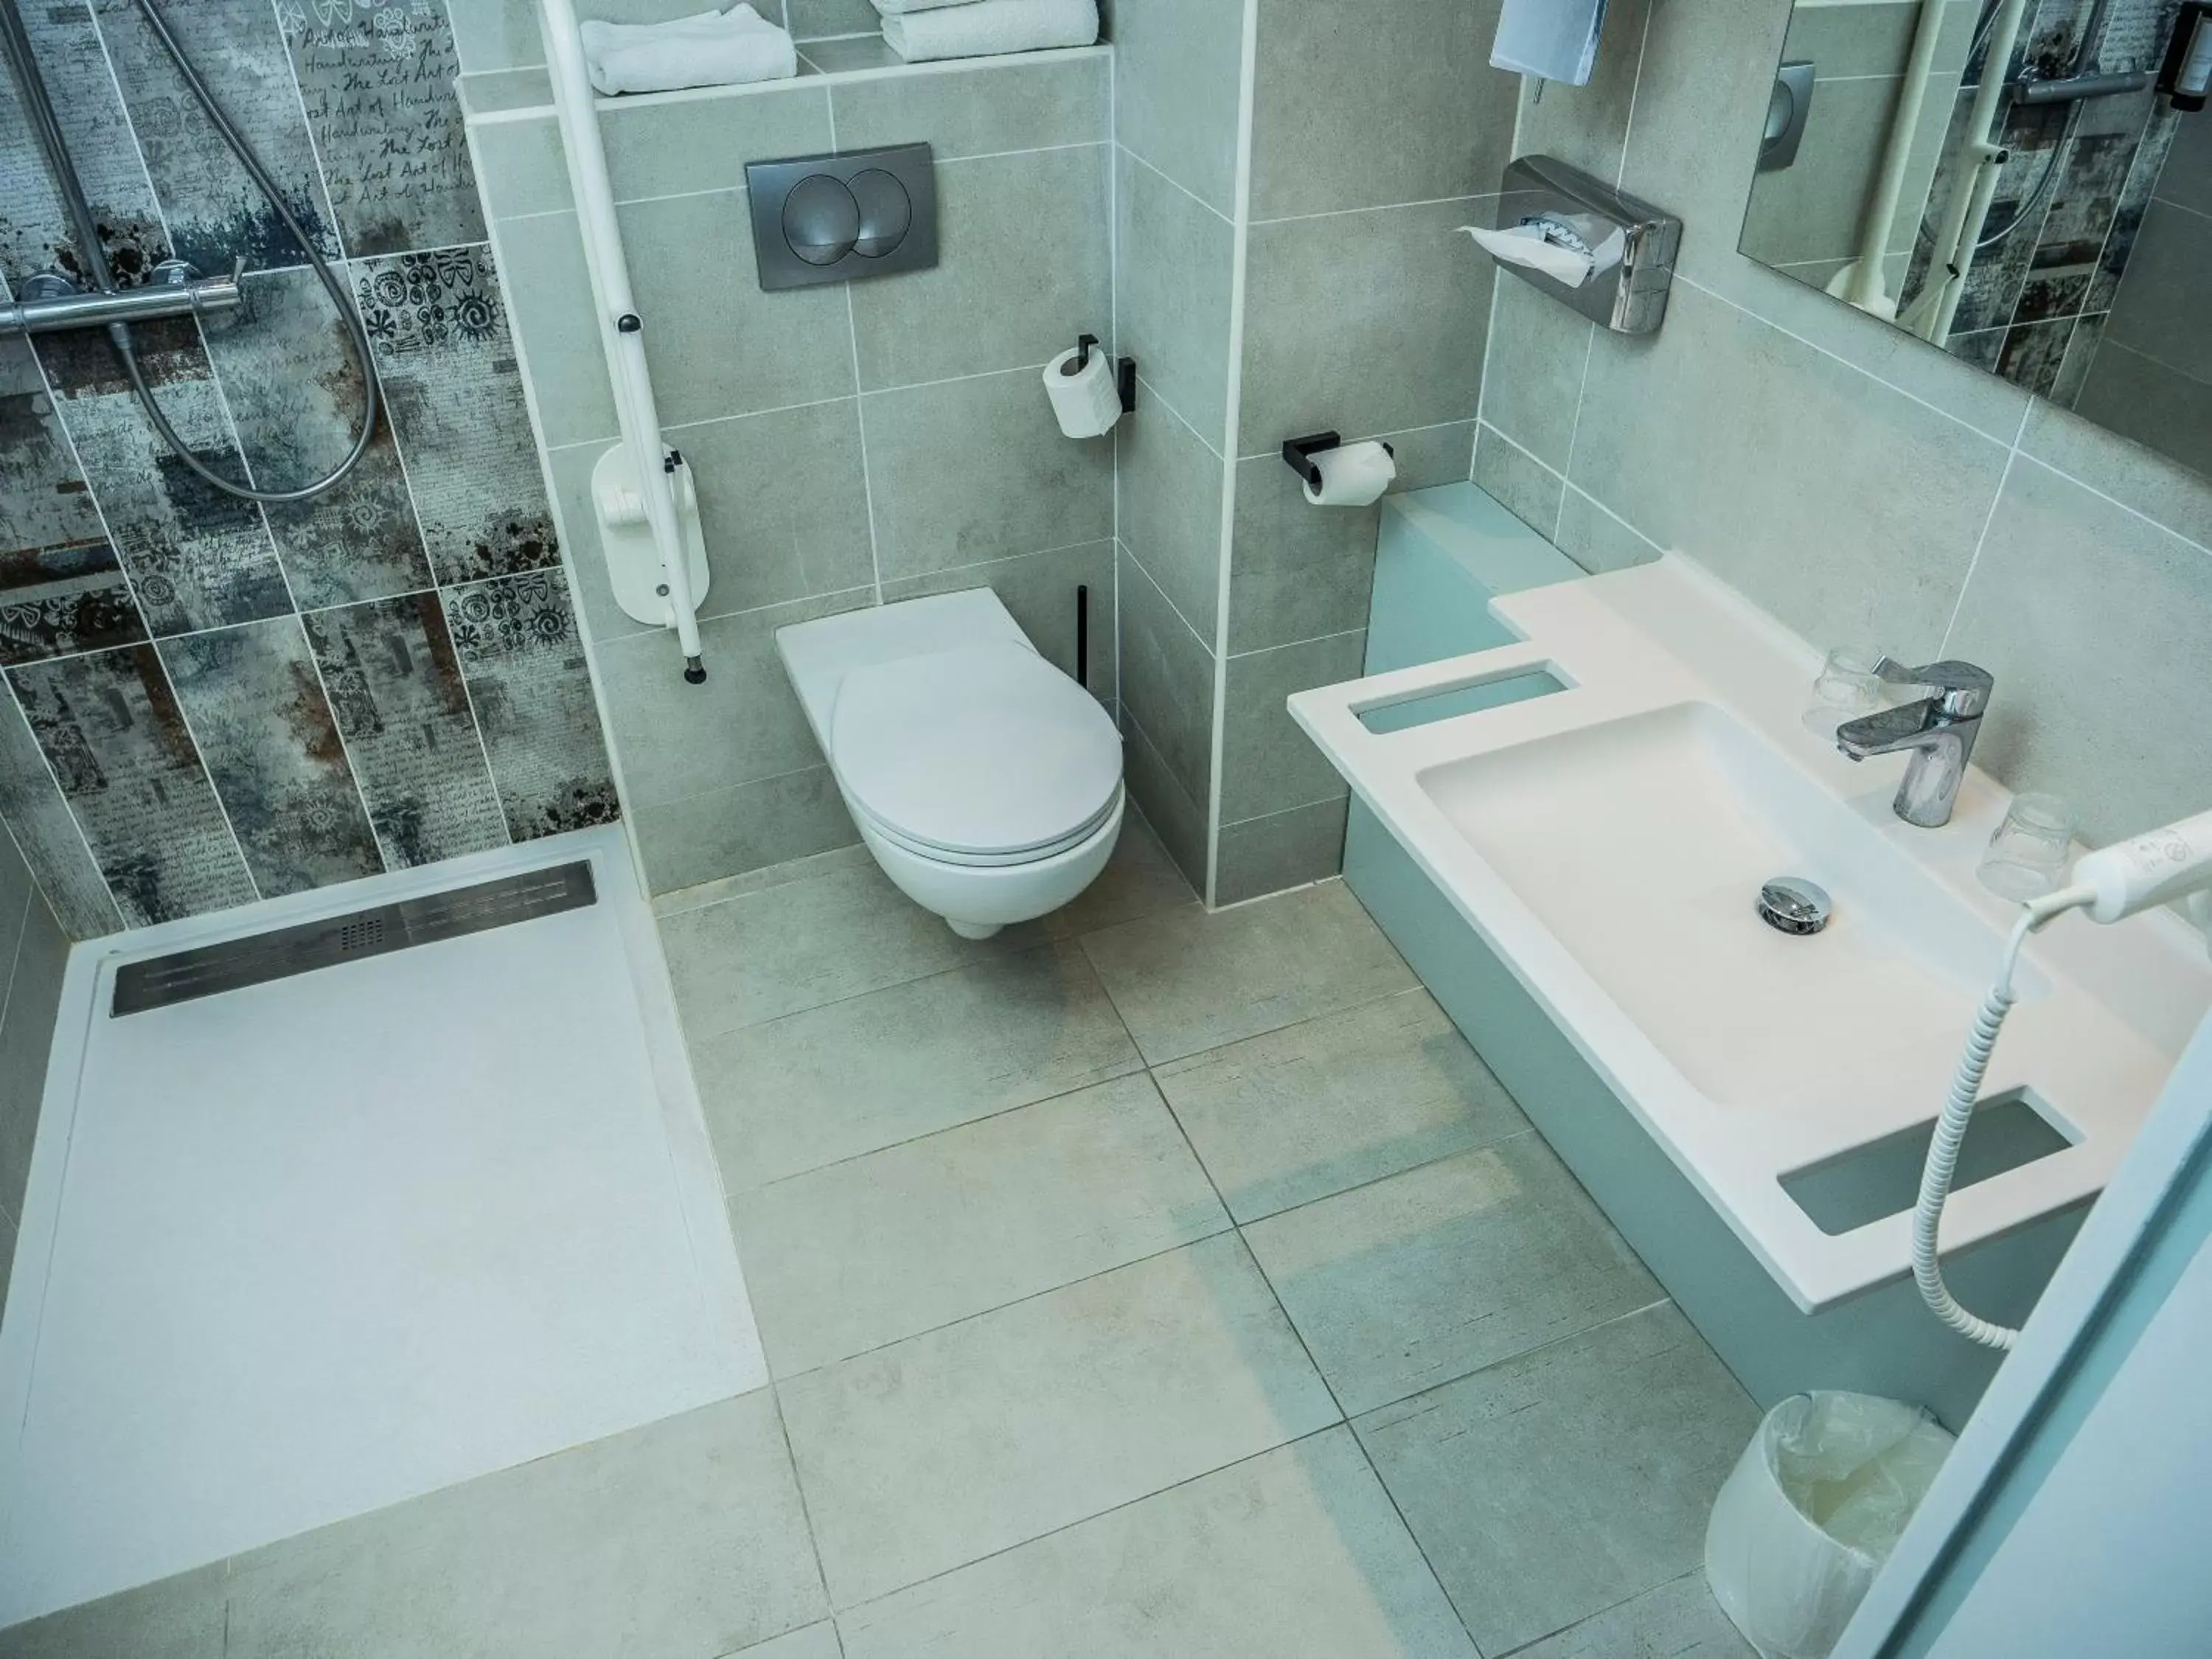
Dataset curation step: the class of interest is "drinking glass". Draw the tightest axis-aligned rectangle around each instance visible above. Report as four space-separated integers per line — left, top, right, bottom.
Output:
1978 793 2077 902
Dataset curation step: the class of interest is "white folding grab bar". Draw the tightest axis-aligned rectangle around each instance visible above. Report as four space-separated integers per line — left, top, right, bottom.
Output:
538 0 707 682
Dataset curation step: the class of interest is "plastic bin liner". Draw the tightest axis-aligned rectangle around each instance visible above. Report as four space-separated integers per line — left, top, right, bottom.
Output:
1705 1391 1955 1659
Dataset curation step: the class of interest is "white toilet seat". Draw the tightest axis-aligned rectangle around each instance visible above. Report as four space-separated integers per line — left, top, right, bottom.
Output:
830 641 1122 866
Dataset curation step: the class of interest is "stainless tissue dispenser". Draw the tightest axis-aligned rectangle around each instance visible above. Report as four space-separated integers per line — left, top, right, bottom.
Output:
1489 156 1680 335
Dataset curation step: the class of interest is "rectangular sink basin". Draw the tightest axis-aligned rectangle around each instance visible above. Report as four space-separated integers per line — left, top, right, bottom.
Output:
1419 702 2028 1118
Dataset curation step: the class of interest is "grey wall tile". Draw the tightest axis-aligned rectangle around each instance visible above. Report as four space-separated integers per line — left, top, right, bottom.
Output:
2104 199 2212 384
1470 424 1566 541
0 338 146 667
1248 0 1517 220
490 211 622 448
597 588 870 806
464 114 570 223
1110 0 1246 215
303 596 511 869
282 0 484 256
2072 341 2212 484
633 765 857 895
1382 419 1482 490
619 189 857 427
1113 148 1237 448
159 618 383 899
1512 0 1652 186
1219 630 1364 824
1115 395 1225 644
455 66 555 115
1115 547 1215 813
1226 456 1383 654
0 893 67 1235
1555 482 1663 575
449 0 546 74
1121 712 1208 897
2157 108 2212 216
97 0 340 272
0 686 122 939
883 539 1116 703
2017 397 2212 541
830 52 1109 158
601 83 833 201
443 570 619 841
203 268 434 611
787 0 879 38
558 399 874 645
1481 273 1593 470
1213 796 1346 905
861 369 1113 579
9 645 256 925
852 147 1111 390
1946 459 2212 844
1237 199 1494 456
795 34 898 72
354 248 560 588
35 326 293 638
1568 279 2008 658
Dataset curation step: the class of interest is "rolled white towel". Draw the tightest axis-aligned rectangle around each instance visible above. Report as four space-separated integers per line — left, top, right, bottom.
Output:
876 0 1098 60
580 4 797 94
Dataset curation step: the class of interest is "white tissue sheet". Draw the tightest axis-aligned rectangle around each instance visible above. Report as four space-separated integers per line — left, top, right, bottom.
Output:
1457 222 1622 289
1492 0 1608 85
877 0 1099 61
580 3 796 94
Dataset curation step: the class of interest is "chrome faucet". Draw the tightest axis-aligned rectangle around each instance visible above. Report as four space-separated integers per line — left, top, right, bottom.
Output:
1834 656 1994 828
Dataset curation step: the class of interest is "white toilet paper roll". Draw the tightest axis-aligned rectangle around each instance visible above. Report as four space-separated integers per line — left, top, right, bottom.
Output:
1303 440 1396 507
1043 346 1122 439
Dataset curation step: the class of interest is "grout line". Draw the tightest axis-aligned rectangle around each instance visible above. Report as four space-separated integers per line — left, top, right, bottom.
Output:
1116 142 1237 229
1214 790 1354 837
1230 413 1477 465
1939 397 2034 655
1133 373 1225 462
1562 478 1668 556
1614 0 1655 192
1201 0 1262 913
1475 419 1570 542
1247 188 1499 229
1223 623 1363 665
1121 539 1217 662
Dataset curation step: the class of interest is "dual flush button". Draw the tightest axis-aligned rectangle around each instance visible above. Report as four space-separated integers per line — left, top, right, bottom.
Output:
745 143 939 290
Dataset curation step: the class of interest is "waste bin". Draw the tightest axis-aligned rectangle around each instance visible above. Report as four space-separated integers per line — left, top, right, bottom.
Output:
1705 1391 1955 1659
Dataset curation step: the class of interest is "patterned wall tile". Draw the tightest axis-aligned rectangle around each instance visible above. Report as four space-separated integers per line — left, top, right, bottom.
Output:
35 324 294 636
201 267 435 607
9 645 257 925
443 570 618 841
354 247 559 584
280 0 486 257
94 0 341 274
161 617 383 897
0 335 147 665
0 0 170 290
302 594 510 867
0 684 122 938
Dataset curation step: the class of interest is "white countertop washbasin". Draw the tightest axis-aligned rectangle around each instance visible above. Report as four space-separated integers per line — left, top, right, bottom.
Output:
1291 556 2210 1312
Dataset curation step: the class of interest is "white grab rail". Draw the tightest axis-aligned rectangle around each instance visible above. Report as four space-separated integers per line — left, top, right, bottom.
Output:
538 0 706 681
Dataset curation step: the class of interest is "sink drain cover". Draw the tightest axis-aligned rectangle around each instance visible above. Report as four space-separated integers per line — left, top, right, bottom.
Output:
1758 876 1832 935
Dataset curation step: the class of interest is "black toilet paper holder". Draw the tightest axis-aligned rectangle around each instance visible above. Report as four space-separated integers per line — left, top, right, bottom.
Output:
1282 431 1393 490
1070 334 1138 414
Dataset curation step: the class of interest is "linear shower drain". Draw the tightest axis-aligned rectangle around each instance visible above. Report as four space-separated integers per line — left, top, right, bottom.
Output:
110 860 597 1016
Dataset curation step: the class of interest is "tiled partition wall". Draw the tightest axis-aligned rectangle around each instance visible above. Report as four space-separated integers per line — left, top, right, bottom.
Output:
1111 0 1514 904
1473 0 2212 846
467 52 1116 893
0 831 66 1318
0 0 615 939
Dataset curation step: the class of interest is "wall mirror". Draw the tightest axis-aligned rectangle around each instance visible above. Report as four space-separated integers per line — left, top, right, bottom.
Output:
1737 0 2211 481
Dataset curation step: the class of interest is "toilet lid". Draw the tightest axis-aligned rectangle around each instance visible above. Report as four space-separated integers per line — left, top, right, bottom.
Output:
830 642 1123 858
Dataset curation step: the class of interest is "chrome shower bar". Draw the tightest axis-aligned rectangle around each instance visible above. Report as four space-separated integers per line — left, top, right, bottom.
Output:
0 262 244 339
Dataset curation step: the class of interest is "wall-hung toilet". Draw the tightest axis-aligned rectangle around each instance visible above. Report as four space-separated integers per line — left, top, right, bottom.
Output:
777 589 1124 938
